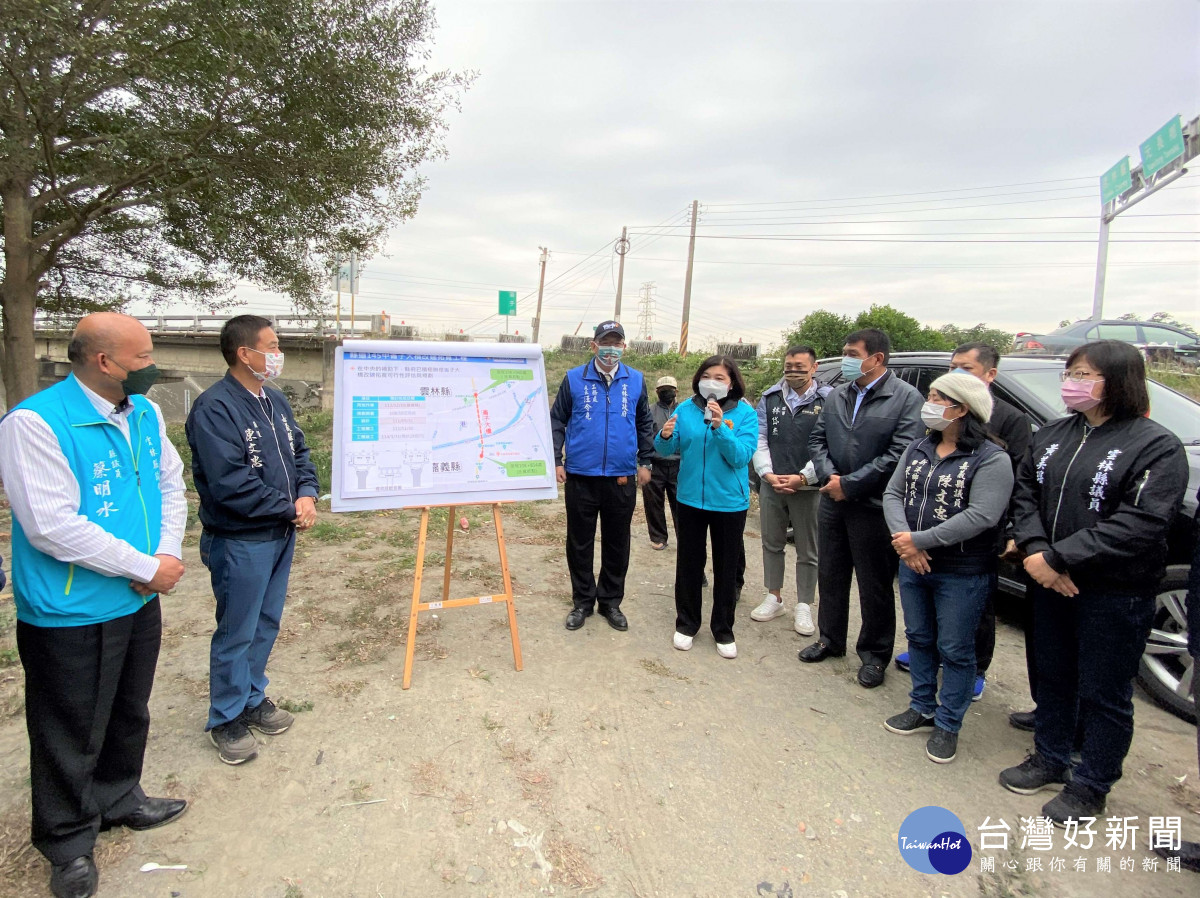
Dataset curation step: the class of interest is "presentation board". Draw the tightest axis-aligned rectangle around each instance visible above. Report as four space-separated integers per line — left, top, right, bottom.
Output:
331 340 559 512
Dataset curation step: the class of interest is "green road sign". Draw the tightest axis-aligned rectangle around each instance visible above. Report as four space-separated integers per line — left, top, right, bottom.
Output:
1140 115 1185 179
1100 156 1132 205
498 290 517 316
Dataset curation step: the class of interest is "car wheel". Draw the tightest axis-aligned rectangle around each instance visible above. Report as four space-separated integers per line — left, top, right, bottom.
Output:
1137 565 1196 723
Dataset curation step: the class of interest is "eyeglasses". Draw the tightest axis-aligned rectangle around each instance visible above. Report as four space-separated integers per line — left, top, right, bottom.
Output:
1059 371 1104 383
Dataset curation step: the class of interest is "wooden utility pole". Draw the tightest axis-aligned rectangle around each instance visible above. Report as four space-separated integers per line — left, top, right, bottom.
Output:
532 247 549 344
614 227 629 320
679 200 699 355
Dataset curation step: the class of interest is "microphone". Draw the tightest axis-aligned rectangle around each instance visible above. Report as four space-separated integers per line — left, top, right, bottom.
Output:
703 393 717 423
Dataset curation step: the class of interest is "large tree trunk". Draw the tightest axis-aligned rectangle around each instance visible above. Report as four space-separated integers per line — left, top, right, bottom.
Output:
2 179 42 407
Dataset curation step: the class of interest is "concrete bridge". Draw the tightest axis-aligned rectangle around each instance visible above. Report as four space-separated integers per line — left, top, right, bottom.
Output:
6 313 531 420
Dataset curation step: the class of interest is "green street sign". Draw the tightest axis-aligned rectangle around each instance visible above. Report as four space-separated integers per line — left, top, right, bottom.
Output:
498 290 517 316
1100 156 1132 205
1139 115 1185 179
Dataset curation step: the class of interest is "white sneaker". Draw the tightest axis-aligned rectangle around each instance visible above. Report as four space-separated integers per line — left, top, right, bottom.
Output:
750 594 786 622
716 641 737 659
793 603 815 636
673 631 693 651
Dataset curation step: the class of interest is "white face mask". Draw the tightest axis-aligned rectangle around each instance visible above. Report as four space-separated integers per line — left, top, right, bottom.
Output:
921 401 959 431
698 378 729 401
247 348 285 381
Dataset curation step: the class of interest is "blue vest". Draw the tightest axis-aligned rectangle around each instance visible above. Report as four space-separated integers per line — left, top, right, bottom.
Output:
8 374 164 626
562 360 646 477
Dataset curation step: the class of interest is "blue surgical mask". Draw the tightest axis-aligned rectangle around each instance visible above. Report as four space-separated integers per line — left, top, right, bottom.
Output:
841 356 866 381
596 347 623 365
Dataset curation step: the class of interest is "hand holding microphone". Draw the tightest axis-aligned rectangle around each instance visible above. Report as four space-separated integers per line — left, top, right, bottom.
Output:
704 394 722 427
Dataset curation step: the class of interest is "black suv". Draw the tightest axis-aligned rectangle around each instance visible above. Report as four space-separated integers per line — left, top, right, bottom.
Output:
813 352 1200 721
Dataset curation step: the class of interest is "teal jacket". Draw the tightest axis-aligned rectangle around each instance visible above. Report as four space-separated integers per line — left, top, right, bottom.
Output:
654 395 757 512
7 374 164 626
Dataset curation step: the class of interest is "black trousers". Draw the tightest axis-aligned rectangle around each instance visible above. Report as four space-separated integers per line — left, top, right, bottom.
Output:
815 497 898 665
974 573 998 676
642 458 680 545
17 598 161 865
675 501 747 644
565 474 637 611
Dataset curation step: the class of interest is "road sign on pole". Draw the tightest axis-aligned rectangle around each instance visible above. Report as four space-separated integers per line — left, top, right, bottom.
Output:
1100 156 1132 205
1139 115 1186 179
498 290 517 316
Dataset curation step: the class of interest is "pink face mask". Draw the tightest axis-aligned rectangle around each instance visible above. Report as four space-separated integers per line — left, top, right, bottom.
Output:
1061 378 1103 412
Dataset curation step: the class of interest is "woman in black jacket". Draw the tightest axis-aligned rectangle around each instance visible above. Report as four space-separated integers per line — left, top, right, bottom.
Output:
999 340 1189 824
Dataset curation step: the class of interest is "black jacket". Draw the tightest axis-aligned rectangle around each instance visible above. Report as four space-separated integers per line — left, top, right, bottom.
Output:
808 370 924 507
186 372 320 539
1012 413 1188 594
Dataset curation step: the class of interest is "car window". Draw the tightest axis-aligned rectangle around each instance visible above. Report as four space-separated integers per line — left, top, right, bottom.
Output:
1003 368 1200 445
1141 325 1191 345
908 366 942 398
991 381 1041 431
1095 324 1139 341
1084 326 1100 340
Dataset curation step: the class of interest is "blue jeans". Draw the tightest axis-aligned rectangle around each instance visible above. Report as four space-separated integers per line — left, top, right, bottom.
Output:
898 567 989 733
201 531 297 730
1032 585 1154 794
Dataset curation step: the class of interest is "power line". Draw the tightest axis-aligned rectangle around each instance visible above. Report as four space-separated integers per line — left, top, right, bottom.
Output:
702 176 1101 208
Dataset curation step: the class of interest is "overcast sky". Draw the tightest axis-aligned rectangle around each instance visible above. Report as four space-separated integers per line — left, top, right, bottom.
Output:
229 0 1200 350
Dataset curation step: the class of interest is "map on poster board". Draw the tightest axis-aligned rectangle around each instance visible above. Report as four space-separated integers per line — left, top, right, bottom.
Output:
331 340 558 511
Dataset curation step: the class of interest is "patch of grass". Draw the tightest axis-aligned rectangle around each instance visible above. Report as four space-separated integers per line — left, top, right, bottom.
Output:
349 780 372 802
327 679 367 699
283 881 305 898
277 697 314 713
482 712 504 731
301 520 363 543
0 648 16 668
530 708 554 732
468 667 493 684
638 658 690 682
546 835 604 892
411 760 446 797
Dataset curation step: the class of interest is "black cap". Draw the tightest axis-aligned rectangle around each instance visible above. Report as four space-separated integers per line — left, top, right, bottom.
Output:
594 320 625 340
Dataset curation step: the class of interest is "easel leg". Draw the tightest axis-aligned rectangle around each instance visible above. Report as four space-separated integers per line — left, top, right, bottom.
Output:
493 503 523 671
402 507 431 690
443 504 456 602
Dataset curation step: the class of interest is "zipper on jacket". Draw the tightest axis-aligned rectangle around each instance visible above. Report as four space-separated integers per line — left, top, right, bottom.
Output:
1050 425 1091 541
132 410 153 552
262 393 295 502
602 385 611 476
701 418 708 508
915 450 939 531
1134 470 1150 506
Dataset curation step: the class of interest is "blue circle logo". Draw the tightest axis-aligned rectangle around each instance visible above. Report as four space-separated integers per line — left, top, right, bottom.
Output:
897 806 972 875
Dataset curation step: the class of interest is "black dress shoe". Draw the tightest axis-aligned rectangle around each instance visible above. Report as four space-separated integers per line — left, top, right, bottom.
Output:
797 641 842 663
105 796 188 831
1009 710 1036 732
50 856 97 898
564 608 591 630
857 663 886 688
599 607 628 631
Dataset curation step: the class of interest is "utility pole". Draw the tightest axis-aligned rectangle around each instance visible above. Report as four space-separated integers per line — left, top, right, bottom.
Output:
614 227 629 320
679 200 699 355
532 247 549 344
1092 114 1198 320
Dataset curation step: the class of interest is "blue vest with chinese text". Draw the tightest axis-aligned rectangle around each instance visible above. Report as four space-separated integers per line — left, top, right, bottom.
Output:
562 360 645 477
8 374 164 626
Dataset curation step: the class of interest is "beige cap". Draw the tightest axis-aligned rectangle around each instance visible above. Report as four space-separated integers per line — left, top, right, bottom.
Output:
656 376 678 389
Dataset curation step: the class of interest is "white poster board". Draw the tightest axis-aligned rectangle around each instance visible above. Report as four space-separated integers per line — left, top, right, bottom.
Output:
331 340 559 511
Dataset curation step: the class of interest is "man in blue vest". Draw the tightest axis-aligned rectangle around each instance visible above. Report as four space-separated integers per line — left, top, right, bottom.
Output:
0 313 188 898
550 321 655 631
187 315 320 766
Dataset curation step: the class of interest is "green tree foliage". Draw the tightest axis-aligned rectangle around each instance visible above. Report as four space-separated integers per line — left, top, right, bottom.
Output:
937 322 1016 354
780 309 853 359
1 0 469 402
851 303 951 352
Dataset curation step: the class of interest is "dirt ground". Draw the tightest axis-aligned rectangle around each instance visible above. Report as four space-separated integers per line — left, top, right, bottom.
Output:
2 495 1199 898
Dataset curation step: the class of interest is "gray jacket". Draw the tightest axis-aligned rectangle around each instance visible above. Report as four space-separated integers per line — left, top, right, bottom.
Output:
650 400 680 461
808 370 924 508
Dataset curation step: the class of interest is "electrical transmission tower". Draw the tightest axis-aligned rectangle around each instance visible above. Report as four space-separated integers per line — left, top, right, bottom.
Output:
636 282 656 340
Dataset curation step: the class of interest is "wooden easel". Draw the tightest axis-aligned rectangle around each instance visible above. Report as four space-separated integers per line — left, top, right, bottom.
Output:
402 502 523 689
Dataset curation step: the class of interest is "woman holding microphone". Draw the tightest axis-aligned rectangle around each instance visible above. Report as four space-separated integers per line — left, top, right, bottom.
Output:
655 355 758 658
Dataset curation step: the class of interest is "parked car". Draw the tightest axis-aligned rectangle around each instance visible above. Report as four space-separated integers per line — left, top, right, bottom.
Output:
1013 319 1200 361
814 352 1200 721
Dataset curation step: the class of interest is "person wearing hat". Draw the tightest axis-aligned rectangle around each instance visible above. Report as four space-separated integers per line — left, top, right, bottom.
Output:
550 321 655 631
643 375 682 550
880 371 1014 764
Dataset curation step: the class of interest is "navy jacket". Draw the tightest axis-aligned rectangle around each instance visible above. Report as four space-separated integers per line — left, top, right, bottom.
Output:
187 372 320 539
550 359 655 477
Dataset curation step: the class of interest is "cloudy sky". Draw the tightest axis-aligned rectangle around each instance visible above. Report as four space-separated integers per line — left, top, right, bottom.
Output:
230 0 1200 350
